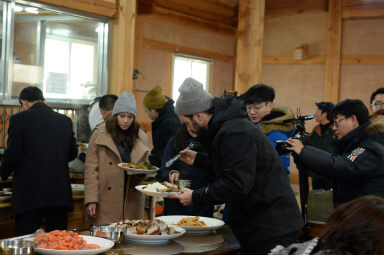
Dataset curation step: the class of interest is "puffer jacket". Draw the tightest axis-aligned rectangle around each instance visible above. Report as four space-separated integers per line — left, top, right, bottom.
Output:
298 116 384 205
84 123 150 225
150 98 181 167
192 97 304 245
259 106 296 175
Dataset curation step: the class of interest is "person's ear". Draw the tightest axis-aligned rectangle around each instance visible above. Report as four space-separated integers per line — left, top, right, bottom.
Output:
350 115 359 127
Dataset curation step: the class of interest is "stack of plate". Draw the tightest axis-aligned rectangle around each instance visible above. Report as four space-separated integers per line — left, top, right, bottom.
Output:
71 184 85 196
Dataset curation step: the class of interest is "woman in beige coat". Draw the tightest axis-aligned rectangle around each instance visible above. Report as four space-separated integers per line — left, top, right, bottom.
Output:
84 92 150 225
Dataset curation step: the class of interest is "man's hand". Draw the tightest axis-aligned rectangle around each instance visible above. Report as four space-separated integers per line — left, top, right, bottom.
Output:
286 138 304 155
87 203 97 218
179 150 197 165
168 188 193 205
170 172 180 184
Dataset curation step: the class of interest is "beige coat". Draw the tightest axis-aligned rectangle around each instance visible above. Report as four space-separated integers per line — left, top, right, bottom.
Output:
84 123 150 225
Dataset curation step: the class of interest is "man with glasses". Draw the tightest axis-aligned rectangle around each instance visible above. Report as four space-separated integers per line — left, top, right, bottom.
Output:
370 87 384 115
242 84 295 176
286 99 384 206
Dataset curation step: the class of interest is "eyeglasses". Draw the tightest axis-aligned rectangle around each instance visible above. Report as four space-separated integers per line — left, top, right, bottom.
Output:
371 101 384 107
333 117 348 126
246 103 266 112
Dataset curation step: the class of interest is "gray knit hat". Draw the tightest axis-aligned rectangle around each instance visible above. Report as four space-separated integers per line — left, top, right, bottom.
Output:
112 92 137 117
175 78 213 115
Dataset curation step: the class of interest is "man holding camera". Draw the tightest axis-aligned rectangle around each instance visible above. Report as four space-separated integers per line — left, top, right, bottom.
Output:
286 99 384 206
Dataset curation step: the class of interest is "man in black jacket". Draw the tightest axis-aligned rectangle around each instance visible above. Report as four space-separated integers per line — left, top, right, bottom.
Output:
0 86 78 235
170 78 304 255
286 99 384 206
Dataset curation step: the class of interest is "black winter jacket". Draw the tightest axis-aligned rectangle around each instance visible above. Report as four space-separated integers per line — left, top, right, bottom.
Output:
0 103 78 215
150 98 181 167
298 116 384 205
192 97 304 244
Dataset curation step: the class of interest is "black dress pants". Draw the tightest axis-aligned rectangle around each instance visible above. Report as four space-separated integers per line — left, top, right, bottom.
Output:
15 207 68 236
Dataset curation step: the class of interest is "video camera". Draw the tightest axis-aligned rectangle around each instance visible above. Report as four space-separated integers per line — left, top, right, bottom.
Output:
275 112 314 156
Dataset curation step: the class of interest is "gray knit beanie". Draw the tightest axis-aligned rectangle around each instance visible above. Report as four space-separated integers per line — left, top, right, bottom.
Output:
112 92 137 117
175 78 213 115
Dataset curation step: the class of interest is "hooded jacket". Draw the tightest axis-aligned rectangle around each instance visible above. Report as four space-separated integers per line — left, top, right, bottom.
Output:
84 123 150 225
298 116 384 205
192 97 304 244
259 106 296 175
150 98 180 167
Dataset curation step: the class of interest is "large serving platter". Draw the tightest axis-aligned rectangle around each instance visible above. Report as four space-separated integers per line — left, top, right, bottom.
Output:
155 216 225 235
124 226 185 244
117 163 159 175
135 185 181 197
32 235 114 255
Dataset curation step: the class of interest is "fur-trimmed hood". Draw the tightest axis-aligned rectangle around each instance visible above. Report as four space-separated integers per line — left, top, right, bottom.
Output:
365 115 384 136
259 106 295 135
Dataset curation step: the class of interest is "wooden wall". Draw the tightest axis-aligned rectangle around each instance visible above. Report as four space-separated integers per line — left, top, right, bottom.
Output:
132 15 236 125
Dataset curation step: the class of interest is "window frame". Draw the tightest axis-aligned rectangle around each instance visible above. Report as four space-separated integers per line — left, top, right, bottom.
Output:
0 0 111 105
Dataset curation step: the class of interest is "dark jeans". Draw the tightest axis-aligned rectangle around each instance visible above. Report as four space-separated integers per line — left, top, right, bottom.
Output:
16 207 68 236
240 231 298 255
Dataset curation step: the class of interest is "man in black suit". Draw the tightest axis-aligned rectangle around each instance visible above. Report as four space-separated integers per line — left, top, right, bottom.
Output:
0 86 78 235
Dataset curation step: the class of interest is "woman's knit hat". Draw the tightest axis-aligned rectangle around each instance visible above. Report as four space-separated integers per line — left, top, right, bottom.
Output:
143 85 167 109
112 92 137 117
175 78 213 115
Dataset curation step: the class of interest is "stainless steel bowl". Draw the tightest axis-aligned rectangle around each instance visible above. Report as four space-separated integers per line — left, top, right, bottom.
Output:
0 240 34 255
90 226 126 244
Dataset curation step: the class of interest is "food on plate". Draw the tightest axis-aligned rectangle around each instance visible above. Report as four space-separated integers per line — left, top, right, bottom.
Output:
120 162 157 170
33 230 101 250
116 219 179 235
77 142 86 148
143 181 181 192
175 216 207 227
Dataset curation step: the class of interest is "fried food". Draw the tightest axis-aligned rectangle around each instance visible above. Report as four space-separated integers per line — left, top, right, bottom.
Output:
176 216 206 227
116 219 179 235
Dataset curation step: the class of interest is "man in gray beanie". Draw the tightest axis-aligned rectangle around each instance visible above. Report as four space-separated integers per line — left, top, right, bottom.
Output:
170 78 304 255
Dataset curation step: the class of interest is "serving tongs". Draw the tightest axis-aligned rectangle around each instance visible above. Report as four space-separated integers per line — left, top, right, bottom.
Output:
165 142 195 168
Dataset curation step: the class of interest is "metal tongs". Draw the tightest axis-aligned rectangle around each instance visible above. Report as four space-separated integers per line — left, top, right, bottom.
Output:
165 142 195 168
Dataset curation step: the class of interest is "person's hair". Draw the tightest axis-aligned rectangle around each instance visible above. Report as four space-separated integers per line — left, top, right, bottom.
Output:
184 107 214 119
105 115 140 146
370 87 384 104
319 195 384 255
330 99 369 125
242 84 275 105
19 86 44 105
99 94 118 111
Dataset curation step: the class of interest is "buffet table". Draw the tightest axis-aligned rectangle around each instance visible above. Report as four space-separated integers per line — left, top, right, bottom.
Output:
84 225 240 255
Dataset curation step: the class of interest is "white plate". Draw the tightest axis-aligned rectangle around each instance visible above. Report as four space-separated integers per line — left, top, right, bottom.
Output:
124 226 185 244
33 235 114 255
155 216 225 234
135 185 180 197
118 163 159 175
71 184 85 190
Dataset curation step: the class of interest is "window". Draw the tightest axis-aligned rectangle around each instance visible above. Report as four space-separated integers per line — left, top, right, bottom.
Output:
172 54 211 101
0 0 110 103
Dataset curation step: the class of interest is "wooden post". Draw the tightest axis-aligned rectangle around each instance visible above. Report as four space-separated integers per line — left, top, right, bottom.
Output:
324 0 342 103
109 0 136 94
235 0 265 94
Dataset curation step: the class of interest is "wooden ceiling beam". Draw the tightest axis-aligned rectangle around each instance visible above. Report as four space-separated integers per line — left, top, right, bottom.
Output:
265 0 328 18
152 6 236 35
155 0 237 26
137 0 156 15
343 0 384 19
34 0 116 17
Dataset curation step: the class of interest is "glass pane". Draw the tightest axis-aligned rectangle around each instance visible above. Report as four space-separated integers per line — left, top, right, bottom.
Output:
172 56 209 101
11 3 106 101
